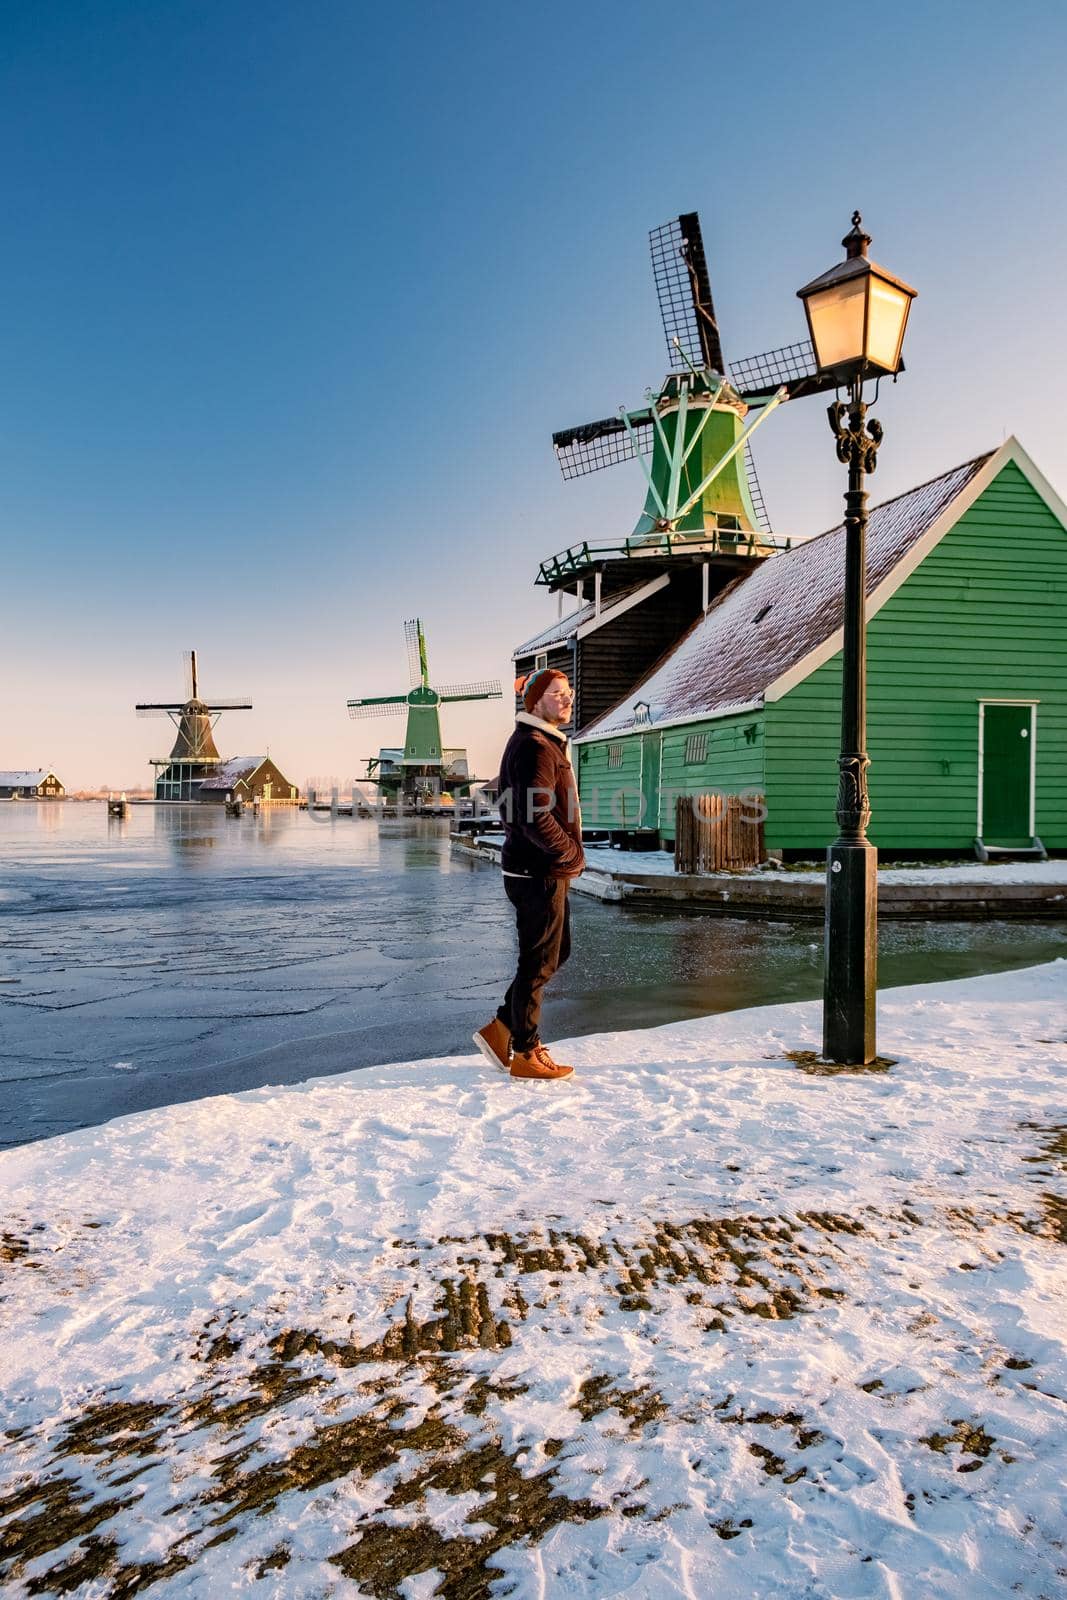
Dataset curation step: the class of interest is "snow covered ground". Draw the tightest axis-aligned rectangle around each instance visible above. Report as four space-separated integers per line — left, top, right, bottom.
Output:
1 963 1065 1598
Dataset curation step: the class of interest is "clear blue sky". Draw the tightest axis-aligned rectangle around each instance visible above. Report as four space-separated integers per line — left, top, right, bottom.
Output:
3 0 1065 788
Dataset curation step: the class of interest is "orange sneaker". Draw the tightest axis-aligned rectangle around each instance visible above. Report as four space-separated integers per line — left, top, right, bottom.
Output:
473 1017 511 1072
510 1044 574 1081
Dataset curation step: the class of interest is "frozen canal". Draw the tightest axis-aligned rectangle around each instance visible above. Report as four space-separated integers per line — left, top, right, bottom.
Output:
2 802 1065 1149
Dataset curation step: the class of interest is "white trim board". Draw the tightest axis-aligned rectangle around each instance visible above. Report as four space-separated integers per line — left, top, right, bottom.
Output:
764 436 1067 705
512 573 671 660
574 700 764 746
575 572 670 640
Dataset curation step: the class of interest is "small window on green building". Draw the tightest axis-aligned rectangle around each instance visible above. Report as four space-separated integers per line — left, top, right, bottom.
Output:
608 745 624 769
684 732 708 764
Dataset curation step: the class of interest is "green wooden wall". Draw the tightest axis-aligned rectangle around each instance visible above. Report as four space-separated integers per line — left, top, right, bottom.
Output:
577 707 764 837
577 737 643 828
765 461 1067 850
656 711 764 838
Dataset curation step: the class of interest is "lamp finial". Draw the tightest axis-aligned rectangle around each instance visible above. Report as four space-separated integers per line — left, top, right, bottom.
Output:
843 211 871 259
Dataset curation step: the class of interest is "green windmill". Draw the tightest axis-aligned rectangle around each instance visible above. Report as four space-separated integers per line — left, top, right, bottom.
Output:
547 212 844 576
519 212 852 740
348 619 503 806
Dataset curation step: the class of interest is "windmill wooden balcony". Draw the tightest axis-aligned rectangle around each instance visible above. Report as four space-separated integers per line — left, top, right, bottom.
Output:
537 525 792 593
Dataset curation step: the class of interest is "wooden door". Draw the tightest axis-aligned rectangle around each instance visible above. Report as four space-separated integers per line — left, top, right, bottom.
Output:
981 704 1033 847
639 732 661 831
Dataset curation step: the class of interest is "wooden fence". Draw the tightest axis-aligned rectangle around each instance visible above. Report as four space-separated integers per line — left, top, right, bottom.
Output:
674 793 766 874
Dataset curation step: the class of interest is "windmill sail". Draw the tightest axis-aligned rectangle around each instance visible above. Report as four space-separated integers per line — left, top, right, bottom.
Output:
136 698 252 713
650 213 724 374
437 680 503 703
348 697 409 719
744 444 771 532
552 412 654 480
404 619 425 689
550 210 726 483
730 340 822 401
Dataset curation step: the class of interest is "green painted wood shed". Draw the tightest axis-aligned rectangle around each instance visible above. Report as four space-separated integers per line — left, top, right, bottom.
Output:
572 439 1067 858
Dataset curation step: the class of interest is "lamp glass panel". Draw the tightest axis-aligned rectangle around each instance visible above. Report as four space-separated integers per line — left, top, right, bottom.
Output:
807 275 867 371
867 278 911 371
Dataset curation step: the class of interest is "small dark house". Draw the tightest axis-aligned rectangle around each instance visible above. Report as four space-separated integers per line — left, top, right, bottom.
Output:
0 769 65 799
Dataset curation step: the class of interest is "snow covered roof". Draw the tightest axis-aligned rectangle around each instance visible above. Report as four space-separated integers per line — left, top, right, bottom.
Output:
575 448 998 741
513 577 666 658
0 770 55 786
514 603 595 657
197 757 266 791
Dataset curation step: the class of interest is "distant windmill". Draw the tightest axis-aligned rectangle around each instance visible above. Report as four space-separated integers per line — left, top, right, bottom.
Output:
348 619 502 804
136 650 252 800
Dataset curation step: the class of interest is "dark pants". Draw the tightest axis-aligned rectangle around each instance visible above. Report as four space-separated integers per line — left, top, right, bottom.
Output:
497 876 571 1052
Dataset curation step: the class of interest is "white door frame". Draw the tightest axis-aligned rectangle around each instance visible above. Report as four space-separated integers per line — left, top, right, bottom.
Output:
976 699 1038 841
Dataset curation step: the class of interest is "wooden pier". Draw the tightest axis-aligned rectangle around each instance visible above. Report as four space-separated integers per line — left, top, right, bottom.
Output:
450 831 1067 921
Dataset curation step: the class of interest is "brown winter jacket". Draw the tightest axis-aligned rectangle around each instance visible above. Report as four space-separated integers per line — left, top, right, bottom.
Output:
498 714 585 879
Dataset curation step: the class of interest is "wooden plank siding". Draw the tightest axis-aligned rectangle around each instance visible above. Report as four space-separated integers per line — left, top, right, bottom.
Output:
516 556 773 738
515 577 707 734
765 462 1067 850
574 569 705 732
577 736 644 828
577 708 764 839
657 711 764 839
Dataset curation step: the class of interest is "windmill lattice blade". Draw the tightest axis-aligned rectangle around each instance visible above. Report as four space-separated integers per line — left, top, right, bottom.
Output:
649 213 723 374
199 697 253 709
183 650 195 700
135 705 183 716
404 619 423 689
347 699 409 720
552 414 653 480
730 340 836 401
437 680 503 702
744 445 771 533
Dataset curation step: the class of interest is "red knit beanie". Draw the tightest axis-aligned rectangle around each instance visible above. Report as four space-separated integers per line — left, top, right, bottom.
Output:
516 667 567 713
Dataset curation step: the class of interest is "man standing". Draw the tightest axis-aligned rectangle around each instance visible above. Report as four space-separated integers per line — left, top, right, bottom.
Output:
474 668 585 1080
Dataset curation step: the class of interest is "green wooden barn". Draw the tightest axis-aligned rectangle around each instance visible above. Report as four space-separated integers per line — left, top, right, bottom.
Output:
573 438 1067 859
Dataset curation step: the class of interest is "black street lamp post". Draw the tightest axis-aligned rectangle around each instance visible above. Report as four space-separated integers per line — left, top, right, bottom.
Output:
797 215 917 1063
